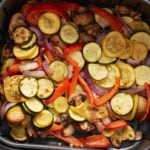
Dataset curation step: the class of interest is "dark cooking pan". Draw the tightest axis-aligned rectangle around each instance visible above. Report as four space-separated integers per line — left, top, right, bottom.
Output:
0 0 150 149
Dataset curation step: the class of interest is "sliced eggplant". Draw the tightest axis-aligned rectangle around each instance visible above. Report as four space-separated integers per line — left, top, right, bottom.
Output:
12 26 32 45
19 77 38 98
37 78 54 99
49 61 69 82
110 93 134 116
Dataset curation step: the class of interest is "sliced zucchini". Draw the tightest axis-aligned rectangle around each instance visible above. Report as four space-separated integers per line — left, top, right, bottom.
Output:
60 24 79 44
68 109 85 122
6 105 25 124
22 103 33 115
33 110 53 129
0 58 15 75
49 61 69 82
13 44 39 60
24 97 44 113
95 64 120 88
12 26 32 45
116 94 139 121
83 42 101 62
20 33 37 49
53 96 68 113
102 31 126 58
4 75 28 102
96 106 109 119
69 51 85 69
88 63 108 80
119 39 133 60
98 51 116 64
110 93 134 116
10 127 27 142
37 78 54 99
19 77 38 98
130 32 150 50
75 84 83 93
116 62 135 88
102 130 115 137
135 65 150 85
27 46 39 59
38 12 60 35
131 42 148 61
124 21 150 37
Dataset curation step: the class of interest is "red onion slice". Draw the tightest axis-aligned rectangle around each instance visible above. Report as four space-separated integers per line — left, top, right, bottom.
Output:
23 70 46 78
94 120 105 132
29 26 45 46
20 62 38 72
101 117 111 126
0 101 16 120
44 39 65 60
127 58 141 67
42 60 52 78
82 68 110 96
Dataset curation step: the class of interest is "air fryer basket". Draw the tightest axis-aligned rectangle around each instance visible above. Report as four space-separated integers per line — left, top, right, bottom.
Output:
0 0 150 149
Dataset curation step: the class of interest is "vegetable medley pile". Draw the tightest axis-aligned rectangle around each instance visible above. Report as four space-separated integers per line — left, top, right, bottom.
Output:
0 0 150 149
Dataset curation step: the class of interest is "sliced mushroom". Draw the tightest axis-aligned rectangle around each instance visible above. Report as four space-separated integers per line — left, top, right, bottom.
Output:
79 121 95 132
73 11 94 26
63 124 75 136
84 23 101 37
9 12 26 33
116 5 131 16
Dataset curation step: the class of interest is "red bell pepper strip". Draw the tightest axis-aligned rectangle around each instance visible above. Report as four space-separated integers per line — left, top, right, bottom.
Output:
89 6 123 31
49 123 64 132
64 42 84 56
65 55 78 66
50 131 83 147
79 134 110 148
26 3 69 26
139 83 150 122
105 120 128 130
7 63 20 75
68 66 80 97
34 55 43 68
44 49 54 62
55 2 80 11
95 77 120 106
44 78 70 105
78 75 95 105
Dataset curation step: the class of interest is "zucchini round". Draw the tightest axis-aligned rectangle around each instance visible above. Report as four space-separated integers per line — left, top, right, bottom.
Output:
83 42 101 62
20 33 37 50
68 108 85 122
12 26 32 45
13 44 39 60
33 110 53 129
53 96 69 113
110 93 134 116
24 97 44 113
38 12 60 35
19 77 38 98
49 61 69 82
37 78 54 99
60 24 79 44
22 103 33 115
88 63 108 80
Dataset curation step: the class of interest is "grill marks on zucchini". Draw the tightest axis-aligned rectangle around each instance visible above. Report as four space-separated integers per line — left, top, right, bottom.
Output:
37 78 54 99
19 77 38 98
